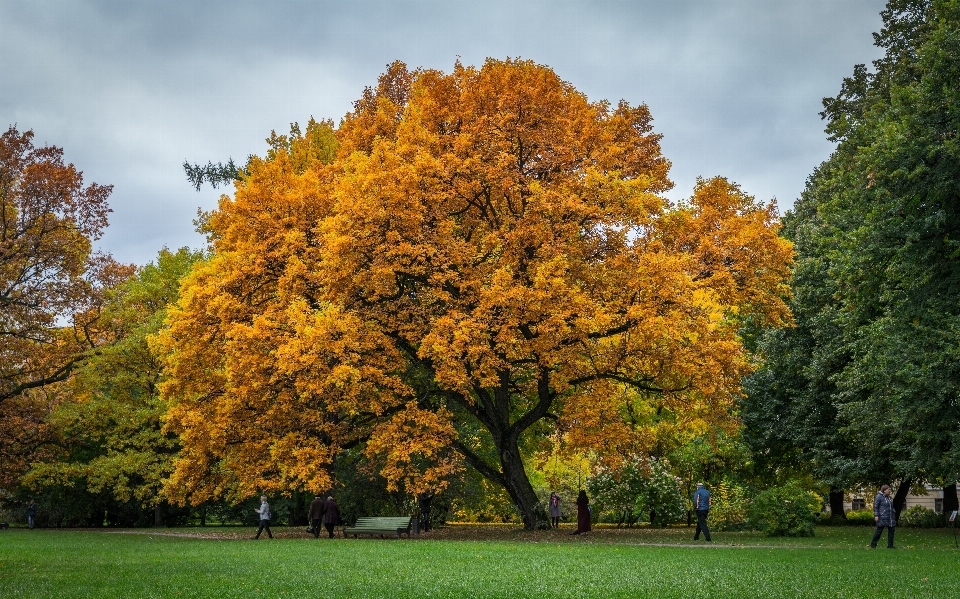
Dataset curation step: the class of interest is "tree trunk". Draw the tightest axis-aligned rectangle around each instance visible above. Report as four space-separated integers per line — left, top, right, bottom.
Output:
154 503 164 527
942 483 959 514
447 368 555 530
498 439 549 529
829 487 846 519
892 478 912 525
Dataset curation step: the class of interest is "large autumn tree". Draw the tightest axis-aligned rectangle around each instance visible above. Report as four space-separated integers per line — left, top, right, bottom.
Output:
0 125 127 402
159 60 792 528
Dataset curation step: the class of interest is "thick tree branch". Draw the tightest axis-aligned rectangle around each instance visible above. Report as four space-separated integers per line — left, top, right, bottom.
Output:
451 439 505 488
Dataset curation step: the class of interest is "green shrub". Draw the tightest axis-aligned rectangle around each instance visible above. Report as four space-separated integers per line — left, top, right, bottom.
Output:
637 460 686 527
845 509 876 525
588 458 685 527
819 509 876 526
710 478 749 531
899 505 945 528
748 481 821 537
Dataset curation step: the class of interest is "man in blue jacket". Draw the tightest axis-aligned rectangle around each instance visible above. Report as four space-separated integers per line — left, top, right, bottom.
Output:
693 483 712 541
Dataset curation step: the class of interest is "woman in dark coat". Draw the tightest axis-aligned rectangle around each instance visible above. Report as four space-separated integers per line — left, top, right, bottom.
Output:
870 484 896 548
574 490 591 534
321 496 340 539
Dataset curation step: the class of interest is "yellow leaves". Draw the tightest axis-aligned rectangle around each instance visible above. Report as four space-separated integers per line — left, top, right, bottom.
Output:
364 402 461 495
155 59 794 510
269 433 335 493
275 299 409 416
661 177 794 328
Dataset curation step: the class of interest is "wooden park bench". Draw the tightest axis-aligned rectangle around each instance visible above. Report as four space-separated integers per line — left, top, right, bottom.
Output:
343 516 412 539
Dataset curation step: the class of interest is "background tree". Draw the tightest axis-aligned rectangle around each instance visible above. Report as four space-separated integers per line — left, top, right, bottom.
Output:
0 126 132 496
22 248 203 525
159 60 793 529
0 125 129 403
744 0 960 515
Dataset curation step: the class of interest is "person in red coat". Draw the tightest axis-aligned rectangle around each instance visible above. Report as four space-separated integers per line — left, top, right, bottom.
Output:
573 490 591 535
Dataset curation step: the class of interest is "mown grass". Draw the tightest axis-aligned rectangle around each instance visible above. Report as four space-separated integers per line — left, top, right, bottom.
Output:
1 526 957 598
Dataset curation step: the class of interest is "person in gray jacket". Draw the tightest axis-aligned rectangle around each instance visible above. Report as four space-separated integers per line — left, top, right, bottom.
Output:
870 484 896 549
253 495 274 539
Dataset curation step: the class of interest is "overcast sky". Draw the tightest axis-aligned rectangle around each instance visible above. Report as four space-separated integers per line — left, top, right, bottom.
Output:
1 0 888 266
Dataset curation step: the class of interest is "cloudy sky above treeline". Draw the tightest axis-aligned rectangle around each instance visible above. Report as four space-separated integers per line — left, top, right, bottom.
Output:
2 0 888 266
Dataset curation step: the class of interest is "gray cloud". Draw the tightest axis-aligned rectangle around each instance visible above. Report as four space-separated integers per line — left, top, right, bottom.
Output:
1 0 887 265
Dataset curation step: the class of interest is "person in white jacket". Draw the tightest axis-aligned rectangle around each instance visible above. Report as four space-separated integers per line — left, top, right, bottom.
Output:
253 495 274 539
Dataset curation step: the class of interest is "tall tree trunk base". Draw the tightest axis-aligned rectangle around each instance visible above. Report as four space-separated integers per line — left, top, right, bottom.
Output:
893 478 912 525
829 488 846 519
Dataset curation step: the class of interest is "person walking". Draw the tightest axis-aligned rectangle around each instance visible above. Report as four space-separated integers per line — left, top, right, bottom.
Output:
308 494 324 539
693 483 712 541
871 484 897 549
253 495 273 539
27 500 36 529
548 492 562 528
418 492 434 532
321 496 340 539
572 490 591 535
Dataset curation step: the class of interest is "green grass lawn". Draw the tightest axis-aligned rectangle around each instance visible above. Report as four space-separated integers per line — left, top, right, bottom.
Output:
1 526 957 598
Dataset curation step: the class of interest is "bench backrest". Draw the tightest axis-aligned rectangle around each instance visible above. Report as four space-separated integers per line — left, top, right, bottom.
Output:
351 517 411 529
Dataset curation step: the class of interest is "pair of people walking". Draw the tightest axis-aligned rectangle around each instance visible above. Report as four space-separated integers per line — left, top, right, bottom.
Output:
308 495 340 539
688 481 898 548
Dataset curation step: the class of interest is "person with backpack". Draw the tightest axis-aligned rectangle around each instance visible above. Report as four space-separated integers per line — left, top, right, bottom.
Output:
572 490 591 535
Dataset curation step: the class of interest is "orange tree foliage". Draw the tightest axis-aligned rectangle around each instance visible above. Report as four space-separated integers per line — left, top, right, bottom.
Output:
158 60 792 528
0 126 131 403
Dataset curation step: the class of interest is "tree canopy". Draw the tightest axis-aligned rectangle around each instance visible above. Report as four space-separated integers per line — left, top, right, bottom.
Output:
23 248 203 508
158 59 792 528
0 126 132 490
0 125 130 404
744 0 960 503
